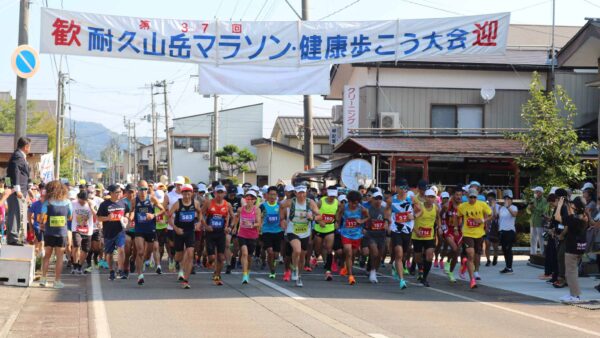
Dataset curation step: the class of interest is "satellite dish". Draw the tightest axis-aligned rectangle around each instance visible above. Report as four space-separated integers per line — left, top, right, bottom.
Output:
340 159 373 191
480 87 496 103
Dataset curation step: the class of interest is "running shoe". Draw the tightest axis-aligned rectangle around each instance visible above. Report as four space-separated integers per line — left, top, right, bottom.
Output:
448 271 457 283
331 260 339 273
348 275 356 285
225 265 232 274
499 268 513 274
84 266 93 274
399 279 407 289
213 275 224 286
53 281 64 289
283 269 291 282
178 270 185 281
269 273 276 279
325 271 333 281
403 268 409 275
485 260 491 267
296 277 303 287
433 259 439 268
291 267 298 281
417 273 423 282
71 267 77 275
559 295 580 303
474 271 481 281
492 256 498 266
470 278 477 289
156 266 162 275
391 266 399 280
39 277 48 287
168 259 175 272
439 261 445 270
137 274 145 286
109 270 116 281
149 259 156 269
310 257 317 268
303 266 313 272
182 281 191 289
369 270 378 284
444 262 451 273
242 274 249 285
339 266 348 277
120 271 129 280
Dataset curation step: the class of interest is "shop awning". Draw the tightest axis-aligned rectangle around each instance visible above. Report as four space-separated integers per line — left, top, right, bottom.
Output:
294 156 351 181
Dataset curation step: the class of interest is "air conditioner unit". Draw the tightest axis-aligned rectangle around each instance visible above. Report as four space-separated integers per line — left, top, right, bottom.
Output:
202 153 210 160
331 105 343 124
380 112 401 129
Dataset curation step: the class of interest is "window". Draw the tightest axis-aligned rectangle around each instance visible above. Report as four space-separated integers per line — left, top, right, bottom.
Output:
314 144 333 155
189 137 209 152
174 137 188 149
159 148 167 162
431 105 483 133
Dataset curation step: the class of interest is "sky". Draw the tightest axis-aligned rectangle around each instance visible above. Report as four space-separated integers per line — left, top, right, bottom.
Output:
0 0 599 138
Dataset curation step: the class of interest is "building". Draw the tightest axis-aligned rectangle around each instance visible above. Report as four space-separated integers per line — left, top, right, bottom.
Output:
137 139 167 181
252 116 332 186
324 24 599 195
172 103 263 184
0 133 49 180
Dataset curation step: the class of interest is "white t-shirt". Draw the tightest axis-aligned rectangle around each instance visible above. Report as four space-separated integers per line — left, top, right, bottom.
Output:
71 201 94 236
167 190 182 230
498 205 518 231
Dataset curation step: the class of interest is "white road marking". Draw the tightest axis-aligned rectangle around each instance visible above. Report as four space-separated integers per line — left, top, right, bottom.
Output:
257 278 306 300
368 334 389 338
91 271 111 338
0 288 30 338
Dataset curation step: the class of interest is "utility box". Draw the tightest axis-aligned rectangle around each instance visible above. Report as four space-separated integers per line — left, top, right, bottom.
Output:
0 245 35 287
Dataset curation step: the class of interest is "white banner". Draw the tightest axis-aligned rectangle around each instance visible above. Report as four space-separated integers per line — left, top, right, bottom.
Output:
343 86 359 139
197 64 330 95
38 152 54 183
40 8 510 66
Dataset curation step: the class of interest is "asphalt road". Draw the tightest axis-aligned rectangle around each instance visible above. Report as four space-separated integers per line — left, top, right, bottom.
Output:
91 262 600 338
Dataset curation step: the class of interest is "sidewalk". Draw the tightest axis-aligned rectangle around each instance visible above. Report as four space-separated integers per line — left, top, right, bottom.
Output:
430 255 600 303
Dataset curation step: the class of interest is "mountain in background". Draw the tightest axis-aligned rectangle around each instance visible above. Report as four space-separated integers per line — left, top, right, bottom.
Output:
65 119 152 161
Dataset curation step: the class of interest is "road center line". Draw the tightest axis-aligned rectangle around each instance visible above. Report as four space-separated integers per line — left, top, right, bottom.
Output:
256 278 306 300
0 288 30 338
368 334 389 338
91 271 111 338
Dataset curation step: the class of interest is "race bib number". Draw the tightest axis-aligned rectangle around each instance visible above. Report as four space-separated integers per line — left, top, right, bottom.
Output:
345 219 358 229
137 212 148 222
395 212 409 223
293 222 308 234
110 210 124 221
49 215 66 227
467 218 479 228
267 214 279 223
77 224 89 233
322 214 335 224
417 227 432 238
241 217 254 228
371 220 385 230
209 216 224 228
179 211 195 222
577 242 587 251
156 213 165 223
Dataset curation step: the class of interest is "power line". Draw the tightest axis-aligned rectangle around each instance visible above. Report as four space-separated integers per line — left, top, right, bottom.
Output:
239 0 254 20
230 0 241 20
254 0 270 20
584 0 600 9
319 0 362 20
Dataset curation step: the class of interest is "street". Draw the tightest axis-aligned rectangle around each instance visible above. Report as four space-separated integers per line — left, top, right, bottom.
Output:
2 257 600 337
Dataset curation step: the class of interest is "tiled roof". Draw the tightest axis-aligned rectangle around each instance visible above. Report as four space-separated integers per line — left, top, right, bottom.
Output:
334 136 523 157
273 116 332 138
0 134 48 154
219 160 257 173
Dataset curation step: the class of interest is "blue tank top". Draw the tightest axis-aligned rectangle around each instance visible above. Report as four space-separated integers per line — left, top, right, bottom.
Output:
134 196 156 233
45 202 70 237
340 205 363 240
261 201 281 234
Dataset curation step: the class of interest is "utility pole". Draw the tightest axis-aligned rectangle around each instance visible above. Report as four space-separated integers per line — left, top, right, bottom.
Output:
14 0 29 147
54 72 65 179
549 0 556 91
132 122 137 182
154 80 173 180
302 0 314 170
210 95 220 182
150 84 158 182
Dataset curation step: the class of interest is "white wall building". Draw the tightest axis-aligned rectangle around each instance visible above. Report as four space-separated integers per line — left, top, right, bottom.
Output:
172 103 263 183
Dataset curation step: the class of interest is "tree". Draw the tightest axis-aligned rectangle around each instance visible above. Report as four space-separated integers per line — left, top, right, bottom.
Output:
210 144 256 182
509 72 596 189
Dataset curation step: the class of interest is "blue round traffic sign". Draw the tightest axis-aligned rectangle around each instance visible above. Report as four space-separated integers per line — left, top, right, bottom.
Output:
11 45 40 79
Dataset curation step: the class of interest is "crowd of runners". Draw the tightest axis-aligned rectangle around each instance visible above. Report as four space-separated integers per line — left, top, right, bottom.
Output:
8 174 598 303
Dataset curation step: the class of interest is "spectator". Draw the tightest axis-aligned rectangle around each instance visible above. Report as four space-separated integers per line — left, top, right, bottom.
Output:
552 188 570 288
528 186 548 256
485 192 500 266
6 137 32 245
498 190 518 274
557 196 588 302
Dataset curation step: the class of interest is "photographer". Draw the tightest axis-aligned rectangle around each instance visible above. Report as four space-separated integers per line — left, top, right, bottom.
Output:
551 188 570 288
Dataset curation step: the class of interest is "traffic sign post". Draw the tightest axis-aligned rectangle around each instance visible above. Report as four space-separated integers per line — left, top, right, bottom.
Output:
11 45 39 79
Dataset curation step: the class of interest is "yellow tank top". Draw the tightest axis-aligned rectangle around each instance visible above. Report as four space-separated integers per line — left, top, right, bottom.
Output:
317 197 338 233
412 203 436 240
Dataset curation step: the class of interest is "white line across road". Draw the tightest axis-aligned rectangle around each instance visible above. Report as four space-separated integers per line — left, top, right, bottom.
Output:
91 271 111 338
257 277 306 300
0 288 30 338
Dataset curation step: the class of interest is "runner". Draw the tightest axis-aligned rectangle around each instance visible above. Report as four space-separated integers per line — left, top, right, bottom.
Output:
97 184 131 281
434 191 450 269
443 186 464 282
225 185 242 274
259 186 283 279
39 180 73 289
279 185 321 287
389 178 414 289
89 186 106 270
315 186 339 281
335 190 369 285
201 185 231 286
456 188 492 289
234 190 262 284
28 184 45 258
163 176 184 272
71 191 95 275
169 184 201 289
363 190 390 283
122 183 137 279
134 180 165 286
153 186 167 274
412 189 442 287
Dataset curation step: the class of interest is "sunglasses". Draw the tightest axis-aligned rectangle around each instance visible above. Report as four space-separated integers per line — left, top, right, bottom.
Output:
469 196 477 199
138 187 148 191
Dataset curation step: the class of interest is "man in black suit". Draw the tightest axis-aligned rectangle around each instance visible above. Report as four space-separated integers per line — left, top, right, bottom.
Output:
6 137 31 246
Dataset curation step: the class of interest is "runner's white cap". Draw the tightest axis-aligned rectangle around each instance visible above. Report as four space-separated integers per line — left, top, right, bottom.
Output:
237 187 244 195
261 185 269 193
251 185 260 191
338 195 348 202
295 186 307 193
174 176 185 185
181 184 193 192
425 189 436 197
531 186 544 193
582 182 595 191
197 183 207 193
245 190 257 198
441 192 450 199
68 190 77 200
372 191 383 199
327 188 338 197
284 185 295 192
154 189 165 203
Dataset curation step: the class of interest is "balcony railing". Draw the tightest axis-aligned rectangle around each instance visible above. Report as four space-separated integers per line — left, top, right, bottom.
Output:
348 128 529 137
